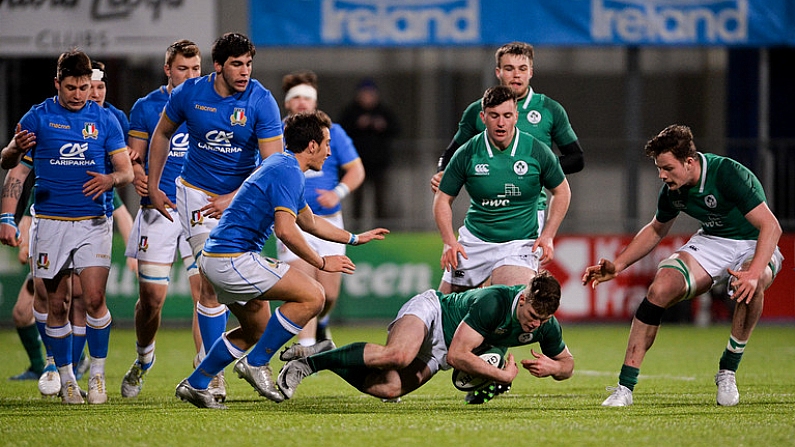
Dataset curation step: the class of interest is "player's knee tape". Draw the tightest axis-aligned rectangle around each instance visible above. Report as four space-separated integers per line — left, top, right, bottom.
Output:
138 263 171 285
189 233 209 260
183 257 200 277
635 297 665 326
657 257 697 300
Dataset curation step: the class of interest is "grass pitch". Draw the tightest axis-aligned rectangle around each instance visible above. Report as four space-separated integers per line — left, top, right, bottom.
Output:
0 323 793 447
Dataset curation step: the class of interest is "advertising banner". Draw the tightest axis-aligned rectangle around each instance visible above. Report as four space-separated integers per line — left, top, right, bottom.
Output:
0 1 216 57
1 233 792 323
250 0 794 47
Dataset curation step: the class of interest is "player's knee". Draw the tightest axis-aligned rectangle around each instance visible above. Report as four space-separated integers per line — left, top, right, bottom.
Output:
634 297 666 326
380 348 414 370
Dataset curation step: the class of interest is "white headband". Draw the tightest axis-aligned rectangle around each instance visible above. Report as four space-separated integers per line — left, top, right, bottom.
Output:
285 84 317 103
91 69 105 82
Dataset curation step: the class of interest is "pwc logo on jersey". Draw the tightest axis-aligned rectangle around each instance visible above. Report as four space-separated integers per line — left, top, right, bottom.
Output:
82 123 99 139
52 143 96 166
474 163 490 175
199 130 243 154
230 108 247 126
481 183 521 208
168 132 189 158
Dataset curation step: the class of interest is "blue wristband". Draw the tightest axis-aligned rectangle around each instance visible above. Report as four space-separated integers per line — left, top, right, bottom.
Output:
0 212 20 240
347 232 359 245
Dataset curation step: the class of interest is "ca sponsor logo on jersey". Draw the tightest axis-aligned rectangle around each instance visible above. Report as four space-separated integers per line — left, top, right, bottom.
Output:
190 209 203 227
704 194 717 208
230 108 247 126
474 163 490 175
518 333 534 343
513 160 528 176
200 130 242 154
36 253 50 270
526 110 541 125
169 132 189 158
82 123 98 139
138 236 149 252
53 143 96 166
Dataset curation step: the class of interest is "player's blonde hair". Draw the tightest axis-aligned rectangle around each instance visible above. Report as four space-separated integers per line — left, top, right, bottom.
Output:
495 42 534 68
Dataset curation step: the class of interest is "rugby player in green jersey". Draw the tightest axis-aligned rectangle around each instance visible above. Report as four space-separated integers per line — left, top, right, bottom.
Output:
583 124 783 407
277 270 573 403
431 41 583 236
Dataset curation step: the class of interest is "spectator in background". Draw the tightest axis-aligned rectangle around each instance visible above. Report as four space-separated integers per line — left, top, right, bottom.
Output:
338 78 399 225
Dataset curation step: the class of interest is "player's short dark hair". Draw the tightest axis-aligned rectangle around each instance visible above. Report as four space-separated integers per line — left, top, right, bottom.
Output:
283 110 332 154
525 270 561 316
56 50 92 81
495 41 534 68
282 70 318 94
211 32 255 66
481 85 517 111
166 39 201 67
644 124 697 162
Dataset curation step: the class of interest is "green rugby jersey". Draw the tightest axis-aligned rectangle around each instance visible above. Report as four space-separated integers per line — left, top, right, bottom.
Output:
437 284 566 357
656 153 766 240
453 89 578 210
439 129 565 243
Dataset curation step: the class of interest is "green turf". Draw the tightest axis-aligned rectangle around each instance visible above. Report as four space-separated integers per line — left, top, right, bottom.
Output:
1 324 793 446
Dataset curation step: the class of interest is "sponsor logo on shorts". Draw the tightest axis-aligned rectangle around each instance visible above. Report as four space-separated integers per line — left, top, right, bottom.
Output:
36 253 50 270
139 236 149 252
82 123 98 139
454 269 465 278
230 108 247 126
190 210 203 227
526 110 541 125
687 245 699 252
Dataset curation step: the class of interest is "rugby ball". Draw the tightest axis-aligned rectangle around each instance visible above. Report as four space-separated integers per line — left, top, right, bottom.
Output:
451 346 506 391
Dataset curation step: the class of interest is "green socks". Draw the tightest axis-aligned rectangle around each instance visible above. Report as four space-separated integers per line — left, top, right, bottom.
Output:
309 342 371 390
618 364 640 391
719 335 746 372
17 324 45 374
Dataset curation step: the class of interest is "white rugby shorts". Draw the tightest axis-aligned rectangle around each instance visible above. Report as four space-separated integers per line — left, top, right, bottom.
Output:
388 289 450 374
30 216 112 279
442 225 540 288
276 213 346 263
125 207 192 263
175 177 219 243
199 252 291 304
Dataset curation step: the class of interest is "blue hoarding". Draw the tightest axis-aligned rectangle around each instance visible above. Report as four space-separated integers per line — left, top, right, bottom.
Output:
250 0 794 47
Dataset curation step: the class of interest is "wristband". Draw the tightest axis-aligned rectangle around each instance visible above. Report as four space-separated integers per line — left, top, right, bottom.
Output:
0 212 20 240
333 183 350 199
347 232 359 246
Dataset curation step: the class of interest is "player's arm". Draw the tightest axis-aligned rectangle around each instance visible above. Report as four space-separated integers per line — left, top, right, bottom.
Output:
1 124 36 170
433 189 467 271
557 140 584 174
727 202 782 304
430 138 462 193
258 137 284 160
296 205 388 246
0 163 30 246
582 216 675 288
277 209 355 274
535 178 571 264
147 115 179 218
521 346 574 381
85 149 133 200
128 137 149 197
17 215 31 264
447 322 517 385
112 201 138 272
316 159 365 209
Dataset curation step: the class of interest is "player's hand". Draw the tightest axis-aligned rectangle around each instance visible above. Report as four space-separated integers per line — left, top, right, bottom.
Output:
499 353 519 384
320 254 356 274
0 220 20 247
353 228 390 245
12 124 36 152
440 241 467 271
315 188 340 208
430 171 443 193
133 169 149 197
533 236 554 265
582 258 618 288
84 171 114 200
148 188 175 221
201 192 235 219
521 349 556 378
726 267 760 305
